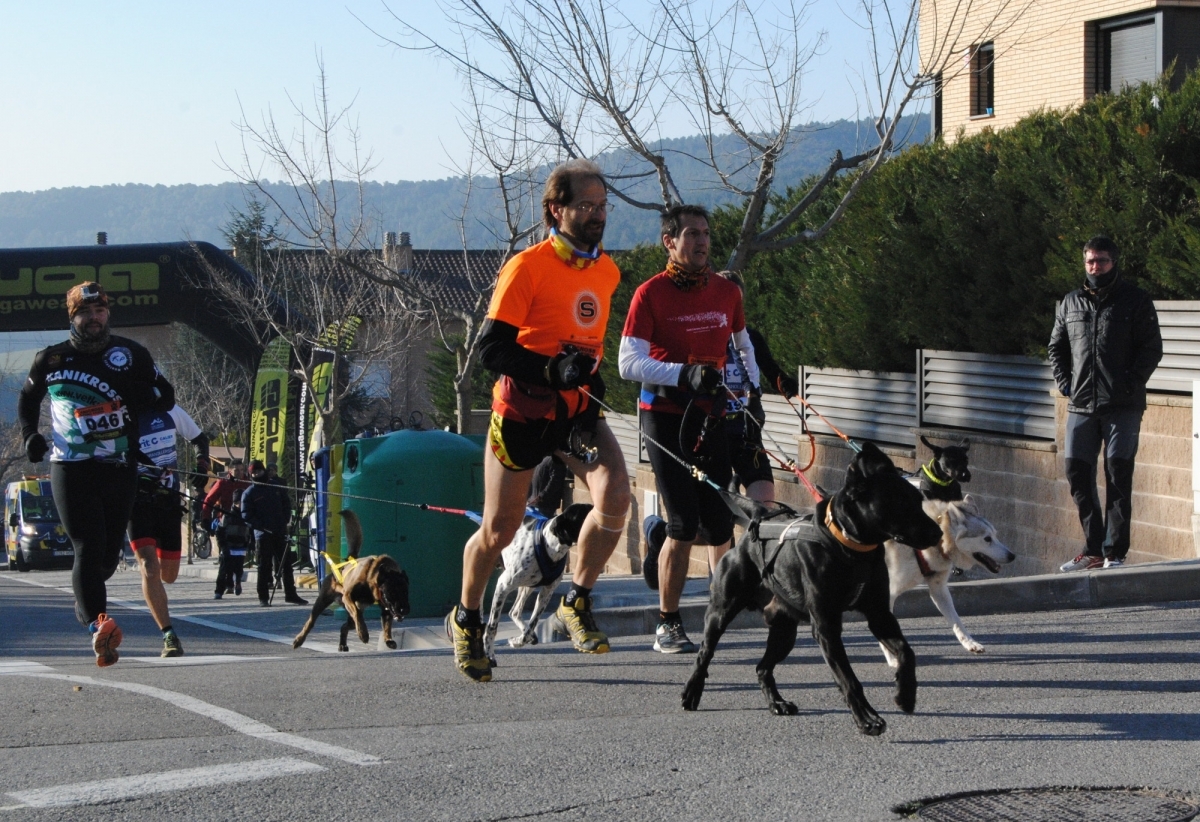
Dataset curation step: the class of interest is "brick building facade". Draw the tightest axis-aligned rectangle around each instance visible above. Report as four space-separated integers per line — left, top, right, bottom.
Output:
921 0 1200 140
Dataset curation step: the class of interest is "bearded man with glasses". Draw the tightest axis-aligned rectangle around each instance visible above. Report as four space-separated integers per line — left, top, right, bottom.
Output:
445 158 630 681
1049 236 1162 572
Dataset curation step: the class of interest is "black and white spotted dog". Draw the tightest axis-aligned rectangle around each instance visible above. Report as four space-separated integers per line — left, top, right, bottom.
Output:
483 502 593 663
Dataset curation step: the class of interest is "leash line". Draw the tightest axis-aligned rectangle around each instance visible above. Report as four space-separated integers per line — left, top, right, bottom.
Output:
783 394 862 454
579 388 725 493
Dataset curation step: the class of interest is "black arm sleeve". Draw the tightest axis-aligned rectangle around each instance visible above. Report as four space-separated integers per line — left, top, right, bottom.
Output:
1046 302 1072 396
17 354 49 442
152 369 176 412
477 318 555 386
747 327 786 391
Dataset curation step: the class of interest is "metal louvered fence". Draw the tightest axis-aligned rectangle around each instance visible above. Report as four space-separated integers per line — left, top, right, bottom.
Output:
798 367 918 446
1150 301 1200 393
917 350 1056 440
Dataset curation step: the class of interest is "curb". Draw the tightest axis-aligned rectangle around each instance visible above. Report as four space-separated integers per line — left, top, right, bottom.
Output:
173 557 1200 649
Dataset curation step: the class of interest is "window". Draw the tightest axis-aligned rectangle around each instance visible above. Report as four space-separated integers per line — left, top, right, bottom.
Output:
970 42 994 117
1097 14 1160 92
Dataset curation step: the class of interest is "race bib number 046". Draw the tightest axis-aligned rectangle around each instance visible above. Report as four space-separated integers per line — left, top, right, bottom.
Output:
74 401 130 442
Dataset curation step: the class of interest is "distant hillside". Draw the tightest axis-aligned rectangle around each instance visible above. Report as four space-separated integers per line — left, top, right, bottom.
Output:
0 116 928 250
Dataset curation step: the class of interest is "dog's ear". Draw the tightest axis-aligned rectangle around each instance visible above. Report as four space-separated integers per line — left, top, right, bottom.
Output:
961 493 980 516
549 503 593 545
849 442 894 479
920 435 943 458
960 438 970 452
720 490 767 526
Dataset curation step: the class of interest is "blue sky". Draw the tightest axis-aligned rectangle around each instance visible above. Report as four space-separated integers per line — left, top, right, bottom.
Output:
0 1 907 193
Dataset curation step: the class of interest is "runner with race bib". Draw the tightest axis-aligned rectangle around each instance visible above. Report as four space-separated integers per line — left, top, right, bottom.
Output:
18 281 175 667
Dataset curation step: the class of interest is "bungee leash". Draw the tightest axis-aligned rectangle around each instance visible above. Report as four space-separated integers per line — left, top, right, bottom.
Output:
782 393 862 454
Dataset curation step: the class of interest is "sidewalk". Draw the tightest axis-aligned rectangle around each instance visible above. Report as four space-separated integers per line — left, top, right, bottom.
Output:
173 555 1200 652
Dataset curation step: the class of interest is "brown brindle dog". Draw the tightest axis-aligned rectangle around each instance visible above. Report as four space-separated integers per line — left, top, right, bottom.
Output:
292 509 410 652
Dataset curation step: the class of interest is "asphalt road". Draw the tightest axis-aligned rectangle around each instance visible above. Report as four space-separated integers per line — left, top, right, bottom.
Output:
2 565 1199 821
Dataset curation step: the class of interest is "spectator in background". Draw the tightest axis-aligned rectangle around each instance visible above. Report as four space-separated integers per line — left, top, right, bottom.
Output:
202 461 250 573
213 500 251 600
242 459 306 606
1049 236 1163 572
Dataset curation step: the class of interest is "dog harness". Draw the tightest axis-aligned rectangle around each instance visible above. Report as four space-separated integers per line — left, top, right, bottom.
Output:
921 459 953 487
749 505 876 611
323 552 358 585
531 519 568 588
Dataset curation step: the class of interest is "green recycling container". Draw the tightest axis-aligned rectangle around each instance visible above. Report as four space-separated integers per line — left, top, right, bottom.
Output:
339 429 486 618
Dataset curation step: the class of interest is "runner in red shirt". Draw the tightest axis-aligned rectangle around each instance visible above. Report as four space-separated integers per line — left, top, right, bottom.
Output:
447 159 630 682
618 204 758 654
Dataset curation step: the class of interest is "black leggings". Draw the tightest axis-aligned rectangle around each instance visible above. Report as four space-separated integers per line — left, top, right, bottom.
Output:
51 459 137 626
641 409 734 545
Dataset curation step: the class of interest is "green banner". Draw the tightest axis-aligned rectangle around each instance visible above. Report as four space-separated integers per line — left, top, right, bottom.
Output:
302 316 362 455
250 336 291 470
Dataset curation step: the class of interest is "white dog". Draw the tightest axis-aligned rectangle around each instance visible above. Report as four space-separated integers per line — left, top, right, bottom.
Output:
483 503 593 663
882 495 1014 664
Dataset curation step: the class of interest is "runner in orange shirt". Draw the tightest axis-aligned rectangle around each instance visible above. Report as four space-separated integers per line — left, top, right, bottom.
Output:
446 159 631 682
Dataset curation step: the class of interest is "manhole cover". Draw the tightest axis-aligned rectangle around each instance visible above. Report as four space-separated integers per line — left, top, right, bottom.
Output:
901 787 1198 822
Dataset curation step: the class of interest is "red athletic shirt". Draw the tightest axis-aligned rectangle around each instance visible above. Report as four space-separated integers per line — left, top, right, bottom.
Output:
623 272 745 413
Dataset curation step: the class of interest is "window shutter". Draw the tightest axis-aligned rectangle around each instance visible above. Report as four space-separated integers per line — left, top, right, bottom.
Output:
1109 22 1157 89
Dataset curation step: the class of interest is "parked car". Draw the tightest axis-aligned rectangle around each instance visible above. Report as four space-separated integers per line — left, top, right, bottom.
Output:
5 479 73 571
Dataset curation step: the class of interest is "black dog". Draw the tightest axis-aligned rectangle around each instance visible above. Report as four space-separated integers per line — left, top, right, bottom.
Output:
917 435 971 501
681 442 943 736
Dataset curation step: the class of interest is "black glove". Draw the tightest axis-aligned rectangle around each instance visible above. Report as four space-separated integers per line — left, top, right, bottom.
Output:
546 351 596 390
25 433 48 463
748 394 766 427
776 374 799 399
678 364 723 395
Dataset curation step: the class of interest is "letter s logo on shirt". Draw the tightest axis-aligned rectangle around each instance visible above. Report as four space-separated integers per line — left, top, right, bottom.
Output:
576 291 599 327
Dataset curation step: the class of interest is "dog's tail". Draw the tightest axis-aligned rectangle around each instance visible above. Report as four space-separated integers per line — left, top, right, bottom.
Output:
340 509 364 559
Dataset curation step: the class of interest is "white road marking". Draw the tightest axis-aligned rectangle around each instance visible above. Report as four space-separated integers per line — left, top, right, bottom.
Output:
127 654 283 665
0 667 383 767
0 660 54 675
154 610 344 654
5 757 324 809
0 574 344 653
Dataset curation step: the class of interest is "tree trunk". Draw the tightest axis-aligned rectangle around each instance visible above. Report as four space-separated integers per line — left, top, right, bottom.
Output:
453 345 474 435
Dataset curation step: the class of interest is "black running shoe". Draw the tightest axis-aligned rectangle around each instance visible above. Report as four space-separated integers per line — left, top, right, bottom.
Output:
642 515 666 591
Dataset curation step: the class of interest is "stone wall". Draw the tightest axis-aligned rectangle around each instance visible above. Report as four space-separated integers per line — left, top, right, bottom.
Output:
569 391 1196 579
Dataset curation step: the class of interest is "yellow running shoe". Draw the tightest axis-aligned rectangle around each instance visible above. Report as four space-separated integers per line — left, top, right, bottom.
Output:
551 595 610 654
445 606 492 682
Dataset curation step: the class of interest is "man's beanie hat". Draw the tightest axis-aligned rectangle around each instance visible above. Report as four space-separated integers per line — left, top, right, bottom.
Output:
66 282 109 318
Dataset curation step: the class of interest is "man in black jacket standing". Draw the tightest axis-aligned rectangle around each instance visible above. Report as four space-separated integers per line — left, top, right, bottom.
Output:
241 459 306 606
1048 236 1163 571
